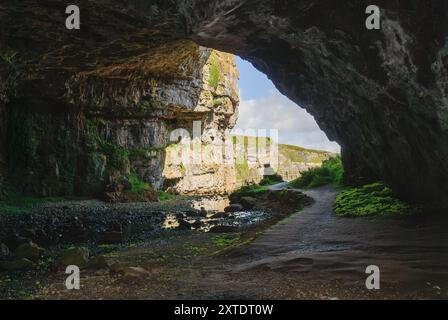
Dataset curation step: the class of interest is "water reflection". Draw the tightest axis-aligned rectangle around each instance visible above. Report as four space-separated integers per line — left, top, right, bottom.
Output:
163 196 270 232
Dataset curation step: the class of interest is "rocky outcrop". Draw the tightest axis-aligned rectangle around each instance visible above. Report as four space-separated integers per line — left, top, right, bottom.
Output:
0 40 239 196
162 51 240 194
1 1 448 205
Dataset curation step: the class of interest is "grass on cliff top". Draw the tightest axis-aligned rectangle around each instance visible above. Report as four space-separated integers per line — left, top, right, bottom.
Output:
334 182 412 217
289 156 343 189
279 144 330 164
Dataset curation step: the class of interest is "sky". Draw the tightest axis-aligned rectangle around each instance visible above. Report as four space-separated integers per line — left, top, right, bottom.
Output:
231 57 341 153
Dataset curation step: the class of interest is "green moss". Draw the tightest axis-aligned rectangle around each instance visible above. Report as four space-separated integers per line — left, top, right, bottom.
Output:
0 196 65 215
334 182 412 217
229 184 269 203
86 119 130 173
213 97 222 107
213 234 240 249
289 156 343 189
208 53 221 90
259 174 284 186
0 50 18 65
157 190 176 202
125 172 150 194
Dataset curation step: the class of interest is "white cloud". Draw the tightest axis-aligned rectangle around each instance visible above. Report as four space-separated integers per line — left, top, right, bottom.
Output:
232 90 341 153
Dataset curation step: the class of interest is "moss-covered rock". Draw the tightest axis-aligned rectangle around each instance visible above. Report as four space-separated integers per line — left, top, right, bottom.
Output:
334 183 412 217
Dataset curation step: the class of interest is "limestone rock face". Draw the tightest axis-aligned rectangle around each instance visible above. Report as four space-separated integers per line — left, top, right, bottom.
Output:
0 37 239 196
1 1 448 205
162 50 240 194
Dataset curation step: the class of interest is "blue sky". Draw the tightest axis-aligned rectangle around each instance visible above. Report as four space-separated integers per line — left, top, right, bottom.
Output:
232 57 341 153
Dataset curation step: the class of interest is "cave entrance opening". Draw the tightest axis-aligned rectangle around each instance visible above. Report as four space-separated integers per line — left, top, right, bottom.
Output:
227 55 340 185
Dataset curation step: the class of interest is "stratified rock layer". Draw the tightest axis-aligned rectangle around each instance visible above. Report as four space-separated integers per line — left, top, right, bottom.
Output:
1 1 448 205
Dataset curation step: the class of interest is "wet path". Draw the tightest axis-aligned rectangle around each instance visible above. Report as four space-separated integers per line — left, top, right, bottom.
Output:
203 185 448 299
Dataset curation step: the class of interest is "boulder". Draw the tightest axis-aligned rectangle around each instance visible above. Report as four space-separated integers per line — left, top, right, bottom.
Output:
210 212 229 219
176 219 192 230
0 243 9 258
224 204 243 213
208 225 237 233
57 247 89 269
200 207 208 217
0 258 34 271
185 209 206 218
14 242 45 261
191 220 204 229
175 213 185 219
240 196 257 210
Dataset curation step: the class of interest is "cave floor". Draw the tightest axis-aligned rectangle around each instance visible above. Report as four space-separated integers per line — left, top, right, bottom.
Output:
30 186 448 300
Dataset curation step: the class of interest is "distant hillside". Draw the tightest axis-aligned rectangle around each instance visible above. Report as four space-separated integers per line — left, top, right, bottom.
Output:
232 135 335 183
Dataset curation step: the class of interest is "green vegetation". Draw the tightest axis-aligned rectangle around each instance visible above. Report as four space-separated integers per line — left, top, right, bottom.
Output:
334 182 412 217
125 172 150 194
86 119 162 175
235 159 250 182
0 50 18 65
259 174 284 186
213 97 222 107
279 144 329 164
208 53 221 90
157 190 177 202
289 156 343 189
212 234 241 249
0 196 65 215
229 184 269 203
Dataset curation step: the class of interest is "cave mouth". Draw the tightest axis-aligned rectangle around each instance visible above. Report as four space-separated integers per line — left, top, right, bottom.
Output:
233 56 340 155
2 1 448 207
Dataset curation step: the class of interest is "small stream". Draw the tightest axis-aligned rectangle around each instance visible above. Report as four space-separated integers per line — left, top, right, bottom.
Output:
163 195 270 232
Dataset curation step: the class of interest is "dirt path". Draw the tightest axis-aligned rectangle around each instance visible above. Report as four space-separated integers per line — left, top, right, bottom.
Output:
32 185 448 299
194 185 448 299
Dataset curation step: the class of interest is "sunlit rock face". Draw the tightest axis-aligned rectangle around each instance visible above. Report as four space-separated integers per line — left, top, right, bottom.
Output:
162 50 240 195
1 1 448 204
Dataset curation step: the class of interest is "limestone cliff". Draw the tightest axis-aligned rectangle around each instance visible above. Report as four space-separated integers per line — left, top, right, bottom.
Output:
232 136 333 186
0 41 239 197
163 50 240 194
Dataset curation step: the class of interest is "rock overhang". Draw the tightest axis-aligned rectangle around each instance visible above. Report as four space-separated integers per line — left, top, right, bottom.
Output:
1 0 448 205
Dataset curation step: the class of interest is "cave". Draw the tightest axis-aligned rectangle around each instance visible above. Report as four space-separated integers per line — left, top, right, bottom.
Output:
1 0 448 301
1 1 448 207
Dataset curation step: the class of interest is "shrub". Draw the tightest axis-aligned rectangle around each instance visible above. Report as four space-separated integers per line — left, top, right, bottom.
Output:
259 174 284 186
289 156 343 189
125 173 150 194
334 182 411 217
229 184 269 203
